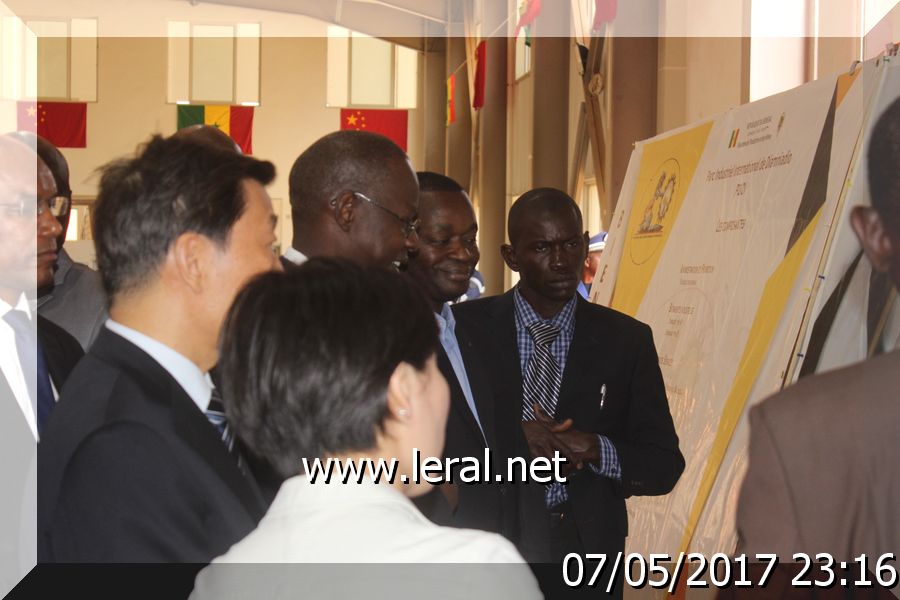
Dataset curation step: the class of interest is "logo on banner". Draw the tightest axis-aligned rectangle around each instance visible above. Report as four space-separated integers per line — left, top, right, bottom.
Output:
728 129 740 148
629 158 680 265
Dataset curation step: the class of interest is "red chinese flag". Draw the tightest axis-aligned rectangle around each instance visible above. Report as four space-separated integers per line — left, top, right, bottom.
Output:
340 108 408 152
473 41 487 110
18 101 87 148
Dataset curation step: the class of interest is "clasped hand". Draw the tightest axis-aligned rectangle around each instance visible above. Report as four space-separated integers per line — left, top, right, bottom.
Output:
522 403 599 477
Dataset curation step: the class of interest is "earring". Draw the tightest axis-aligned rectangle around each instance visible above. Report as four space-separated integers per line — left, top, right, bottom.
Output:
398 408 409 418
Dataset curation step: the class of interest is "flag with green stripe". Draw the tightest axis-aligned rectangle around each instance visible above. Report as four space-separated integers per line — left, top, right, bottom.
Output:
176 104 254 154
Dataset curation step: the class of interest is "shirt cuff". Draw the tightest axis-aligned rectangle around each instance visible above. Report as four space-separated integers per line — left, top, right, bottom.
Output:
588 435 622 481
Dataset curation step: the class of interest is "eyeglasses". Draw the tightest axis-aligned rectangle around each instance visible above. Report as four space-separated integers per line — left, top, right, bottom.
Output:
1 193 71 219
353 192 419 238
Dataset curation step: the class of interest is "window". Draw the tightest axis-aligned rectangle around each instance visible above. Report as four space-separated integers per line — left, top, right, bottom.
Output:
1 17 97 101
326 26 417 109
167 21 260 105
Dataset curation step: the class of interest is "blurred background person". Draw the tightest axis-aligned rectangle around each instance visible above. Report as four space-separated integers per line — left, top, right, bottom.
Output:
191 259 540 599
578 231 607 300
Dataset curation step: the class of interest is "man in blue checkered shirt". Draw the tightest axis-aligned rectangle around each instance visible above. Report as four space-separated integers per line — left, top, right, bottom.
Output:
454 188 684 595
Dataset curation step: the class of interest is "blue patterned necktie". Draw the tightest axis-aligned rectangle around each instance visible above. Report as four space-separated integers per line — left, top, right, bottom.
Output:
3 309 55 434
205 386 245 472
522 321 562 420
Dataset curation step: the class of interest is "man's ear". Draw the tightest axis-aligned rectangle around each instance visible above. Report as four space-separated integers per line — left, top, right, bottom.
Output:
170 231 211 293
385 361 418 421
331 191 356 232
850 206 895 272
500 243 519 272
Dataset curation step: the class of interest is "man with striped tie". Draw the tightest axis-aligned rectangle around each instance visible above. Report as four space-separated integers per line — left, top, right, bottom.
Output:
454 188 684 597
38 134 280 562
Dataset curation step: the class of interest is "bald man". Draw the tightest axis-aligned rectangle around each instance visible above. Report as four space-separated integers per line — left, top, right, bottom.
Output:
283 130 419 271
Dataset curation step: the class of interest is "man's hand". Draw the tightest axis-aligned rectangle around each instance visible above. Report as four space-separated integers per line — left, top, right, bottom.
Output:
528 404 600 475
523 406 578 470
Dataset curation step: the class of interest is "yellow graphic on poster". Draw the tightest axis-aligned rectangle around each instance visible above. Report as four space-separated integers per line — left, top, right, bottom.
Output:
611 121 713 316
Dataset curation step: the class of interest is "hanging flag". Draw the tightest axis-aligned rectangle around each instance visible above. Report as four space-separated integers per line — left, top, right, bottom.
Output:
514 0 542 37
176 104 254 154
340 108 408 151
446 74 456 125
473 41 487 110
592 0 618 29
17 101 87 148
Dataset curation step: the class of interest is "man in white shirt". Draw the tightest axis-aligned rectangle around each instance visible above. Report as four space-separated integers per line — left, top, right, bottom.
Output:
38 134 281 562
1 134 82 596
282 130 419 271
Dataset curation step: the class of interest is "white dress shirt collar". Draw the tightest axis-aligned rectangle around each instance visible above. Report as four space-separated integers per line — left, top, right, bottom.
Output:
104 319 212 413
282 246 308 266
0 293 38 438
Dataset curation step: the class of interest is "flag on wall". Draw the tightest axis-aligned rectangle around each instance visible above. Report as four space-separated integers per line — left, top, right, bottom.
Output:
447 74 456 125
341 108 408 152
514 0 542 37
592 0 617 29
177 105 254 154
17 101 87 148
473 41 487 110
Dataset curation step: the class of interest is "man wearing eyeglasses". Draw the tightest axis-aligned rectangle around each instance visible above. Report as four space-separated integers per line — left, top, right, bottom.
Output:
283 130 419 271
35 136 108 351
0 135 83 441
1 134 82 597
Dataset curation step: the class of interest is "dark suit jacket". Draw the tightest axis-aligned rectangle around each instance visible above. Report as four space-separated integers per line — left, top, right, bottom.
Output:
425 328 517 540
37 315 83 393
453 291 684 558
38 328 266 562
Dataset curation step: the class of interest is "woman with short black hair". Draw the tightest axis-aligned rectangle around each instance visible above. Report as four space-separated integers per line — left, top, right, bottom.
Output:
191 258 540 599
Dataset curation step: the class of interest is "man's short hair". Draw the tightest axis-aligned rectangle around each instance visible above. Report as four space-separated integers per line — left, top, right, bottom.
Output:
416 171 465 194
218 258 438 478
93 134 275 299
288 130 409 229
868 97 900 230
507 187 583 245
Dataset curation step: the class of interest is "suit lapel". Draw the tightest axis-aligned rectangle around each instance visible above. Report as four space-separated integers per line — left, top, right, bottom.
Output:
171 390 266 519
455 325 496 447
555 298 605 419
92 329 265 519
489 291 525 416
436 345 485 445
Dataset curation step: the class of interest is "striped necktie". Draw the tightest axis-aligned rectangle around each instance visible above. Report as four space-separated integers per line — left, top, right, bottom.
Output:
205 387 243 470
522 321 562 420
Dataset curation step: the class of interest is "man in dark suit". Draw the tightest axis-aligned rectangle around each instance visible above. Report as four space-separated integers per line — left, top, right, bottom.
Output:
38 135 281 562
281 130 419 271
405 172 515 539
453 188 684 592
